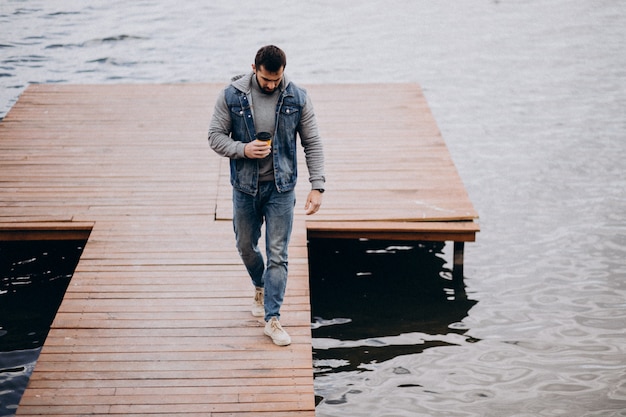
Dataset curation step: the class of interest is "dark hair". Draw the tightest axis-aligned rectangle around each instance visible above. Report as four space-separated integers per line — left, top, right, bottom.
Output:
254 45 286 72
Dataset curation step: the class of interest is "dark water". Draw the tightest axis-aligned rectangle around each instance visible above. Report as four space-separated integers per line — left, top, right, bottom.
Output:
309 239 477 390
1 1 625 416
0 241 85 416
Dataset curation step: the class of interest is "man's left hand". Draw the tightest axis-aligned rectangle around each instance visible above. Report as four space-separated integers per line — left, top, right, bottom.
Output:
304 189 323 215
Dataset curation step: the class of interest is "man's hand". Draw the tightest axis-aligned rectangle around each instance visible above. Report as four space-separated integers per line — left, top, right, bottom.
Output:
244 140 271 159
304 189 323 215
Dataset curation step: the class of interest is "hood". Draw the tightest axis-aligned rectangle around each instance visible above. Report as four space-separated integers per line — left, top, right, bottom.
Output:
230 71 290 94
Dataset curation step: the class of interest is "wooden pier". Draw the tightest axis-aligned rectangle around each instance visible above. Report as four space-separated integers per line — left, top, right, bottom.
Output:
0 83 478 416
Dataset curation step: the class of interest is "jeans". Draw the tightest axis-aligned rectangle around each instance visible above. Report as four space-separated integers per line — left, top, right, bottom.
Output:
233 182 295 321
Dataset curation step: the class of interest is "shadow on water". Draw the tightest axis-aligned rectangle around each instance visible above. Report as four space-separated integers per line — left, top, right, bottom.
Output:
308 238 477 406
0 240 85 416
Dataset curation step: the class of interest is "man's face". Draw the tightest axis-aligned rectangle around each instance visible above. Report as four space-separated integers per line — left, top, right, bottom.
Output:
253 64 284 94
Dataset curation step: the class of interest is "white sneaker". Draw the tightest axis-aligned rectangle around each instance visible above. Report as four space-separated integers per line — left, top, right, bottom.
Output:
251 287 264 317
264 317 291 346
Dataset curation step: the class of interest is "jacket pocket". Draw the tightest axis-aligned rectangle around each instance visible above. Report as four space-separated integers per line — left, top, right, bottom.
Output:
229 106 251 142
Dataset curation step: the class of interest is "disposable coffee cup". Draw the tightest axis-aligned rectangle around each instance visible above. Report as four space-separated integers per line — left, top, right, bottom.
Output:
255 132 272 146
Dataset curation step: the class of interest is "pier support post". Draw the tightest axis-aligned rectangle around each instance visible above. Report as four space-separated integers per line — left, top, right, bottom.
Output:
452 241 465 286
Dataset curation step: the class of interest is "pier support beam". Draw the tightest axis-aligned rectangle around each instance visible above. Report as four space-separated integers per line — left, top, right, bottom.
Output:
453 241 465 286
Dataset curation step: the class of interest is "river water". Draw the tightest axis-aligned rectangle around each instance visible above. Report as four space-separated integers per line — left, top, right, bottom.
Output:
1 1 625 416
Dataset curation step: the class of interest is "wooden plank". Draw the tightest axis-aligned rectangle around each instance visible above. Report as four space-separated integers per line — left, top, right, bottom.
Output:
0 221 93 240
307 220 479 242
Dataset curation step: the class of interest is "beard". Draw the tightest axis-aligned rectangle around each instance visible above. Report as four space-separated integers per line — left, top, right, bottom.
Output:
255 74 279 95
260 85 277 95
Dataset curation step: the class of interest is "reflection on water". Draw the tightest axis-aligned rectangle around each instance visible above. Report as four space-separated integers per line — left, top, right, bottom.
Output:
309 239 478 407
0 241 85 417
0 350 38 417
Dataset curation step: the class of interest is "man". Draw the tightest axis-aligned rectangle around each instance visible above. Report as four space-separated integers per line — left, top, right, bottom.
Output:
208 45 325 346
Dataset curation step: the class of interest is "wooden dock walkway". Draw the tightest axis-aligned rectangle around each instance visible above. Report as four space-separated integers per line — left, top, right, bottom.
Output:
0 83 478 416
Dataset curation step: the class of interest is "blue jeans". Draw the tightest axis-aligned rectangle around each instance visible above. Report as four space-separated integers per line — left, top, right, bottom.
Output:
233 182 295 321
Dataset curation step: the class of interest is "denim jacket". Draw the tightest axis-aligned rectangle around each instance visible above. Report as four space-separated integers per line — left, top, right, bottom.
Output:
209 72 325 196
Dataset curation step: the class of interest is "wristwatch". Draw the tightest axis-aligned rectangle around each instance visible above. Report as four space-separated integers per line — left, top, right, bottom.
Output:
314 188 325 193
